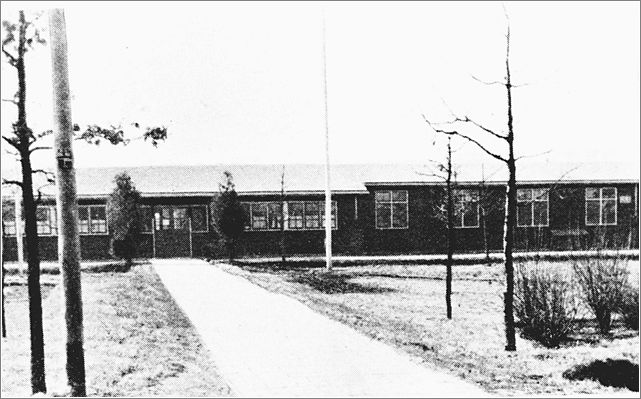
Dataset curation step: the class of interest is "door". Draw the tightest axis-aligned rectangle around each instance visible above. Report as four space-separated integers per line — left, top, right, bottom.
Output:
153 206 191 258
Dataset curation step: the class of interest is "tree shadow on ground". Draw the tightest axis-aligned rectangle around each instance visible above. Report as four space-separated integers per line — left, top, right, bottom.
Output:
563 358 639 391
287 272 396 294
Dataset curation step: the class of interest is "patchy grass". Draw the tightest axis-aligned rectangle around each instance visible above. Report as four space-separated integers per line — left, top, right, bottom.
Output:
2 259 151 276
563 359 639 391
1 264 232 397
219 260 640 396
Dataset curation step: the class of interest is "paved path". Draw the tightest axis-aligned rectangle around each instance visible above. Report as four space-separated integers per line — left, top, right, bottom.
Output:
154 259 489 398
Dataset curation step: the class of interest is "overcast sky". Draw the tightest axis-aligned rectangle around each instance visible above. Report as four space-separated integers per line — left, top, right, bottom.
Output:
1 1 639 174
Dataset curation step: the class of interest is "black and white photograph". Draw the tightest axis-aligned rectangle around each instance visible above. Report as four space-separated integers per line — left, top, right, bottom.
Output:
1 1 639 397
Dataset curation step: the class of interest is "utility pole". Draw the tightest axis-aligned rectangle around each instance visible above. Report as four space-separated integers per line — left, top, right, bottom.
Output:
49 9 87 396
322 10 332 271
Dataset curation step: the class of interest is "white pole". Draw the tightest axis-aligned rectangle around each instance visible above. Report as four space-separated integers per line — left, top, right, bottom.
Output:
15 190 24 271
322 10 332 271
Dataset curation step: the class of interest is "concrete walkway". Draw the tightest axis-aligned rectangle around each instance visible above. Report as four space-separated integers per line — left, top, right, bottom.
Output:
153 259 489 398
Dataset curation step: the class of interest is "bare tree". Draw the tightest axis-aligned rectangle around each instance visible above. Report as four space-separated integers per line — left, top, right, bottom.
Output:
423 15 519 351
280 165 287 266
420 137 457 319
2 9 167 393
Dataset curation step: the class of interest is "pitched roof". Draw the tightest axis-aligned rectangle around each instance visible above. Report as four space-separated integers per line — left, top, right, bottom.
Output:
2 161 638 198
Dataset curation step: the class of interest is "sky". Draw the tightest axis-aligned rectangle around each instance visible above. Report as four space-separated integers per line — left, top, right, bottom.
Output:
1 1 639 175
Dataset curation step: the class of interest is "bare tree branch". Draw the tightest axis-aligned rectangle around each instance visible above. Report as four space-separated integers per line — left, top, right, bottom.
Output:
471 74 505 86
455 115 507 140
1 179 23 187
416 171 449 182
29 146 52 154
1 44 17 66
515 149 552 161
1 134 20 150
31 169 55 183
423 114 508 163
1 98 18 105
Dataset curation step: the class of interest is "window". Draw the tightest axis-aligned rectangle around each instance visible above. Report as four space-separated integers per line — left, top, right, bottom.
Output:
2 205 17 236
517 188 549 227
288 202 304 229
586 187 617 226
267 203 282 230
243 201 336 231
140 206 153 233
251 203 268 230
375 190 408 229
78 205 107 234
241 203 251 230
190 205 208 232
36 206 58 235
455 190 479 228
173 207 188 229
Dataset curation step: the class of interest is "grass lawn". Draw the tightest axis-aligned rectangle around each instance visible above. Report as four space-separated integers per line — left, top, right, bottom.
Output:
1 263 232 397
220 259 640 396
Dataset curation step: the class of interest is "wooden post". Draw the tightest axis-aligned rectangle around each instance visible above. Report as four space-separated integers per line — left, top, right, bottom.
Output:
49 9 87 396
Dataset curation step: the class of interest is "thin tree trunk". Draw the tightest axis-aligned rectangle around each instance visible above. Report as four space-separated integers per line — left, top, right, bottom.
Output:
2 259 6 338
49 9 86 396
445 138 454 320
503 23 517 351
280 166 286 266
14 10 47 393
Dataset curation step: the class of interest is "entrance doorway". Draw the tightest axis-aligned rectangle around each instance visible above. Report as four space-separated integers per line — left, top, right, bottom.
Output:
153 206 192 258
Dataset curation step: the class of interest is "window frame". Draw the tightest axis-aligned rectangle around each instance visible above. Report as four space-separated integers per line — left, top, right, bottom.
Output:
585 187 618 226
375 190 409 230
36 205 58 236
190 205 209 233
516 188 550 228
78 205 109 235
454 189 480 229
242 200 337 231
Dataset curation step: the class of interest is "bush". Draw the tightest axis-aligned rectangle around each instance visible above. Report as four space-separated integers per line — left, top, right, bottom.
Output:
618 284 639 331
573 256 630 334
515 263 578 348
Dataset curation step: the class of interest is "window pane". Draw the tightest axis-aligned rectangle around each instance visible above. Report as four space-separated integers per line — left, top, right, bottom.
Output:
375 191 391 202
161 207 172 230
517 203 532 226
241 203 251 229
305 202 321 229
78 207 89 233
392 202 408 228
532 189 548 201
140 206 153 232
586 188 599 200
586 201 600 225
462 203 479 227
517 189 532 202
602 187 616 199
36 207 52 235
602 199 616 224
3 205 16 235
251 203 267 230
90 206 107 233
376 203 391 228
533 201 548 226
268 203 282 229
391 190 407 202
288 202 303 229
191 206 207 232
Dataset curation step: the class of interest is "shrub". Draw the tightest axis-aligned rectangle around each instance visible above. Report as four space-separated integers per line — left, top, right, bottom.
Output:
573 255 630 334
618 284 639 331
515 263 578 348
107 173 142 265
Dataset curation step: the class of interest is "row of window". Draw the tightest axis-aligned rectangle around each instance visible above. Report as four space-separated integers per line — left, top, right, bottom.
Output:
0 187 624 237
374 188 621 230
2 204 210 236
242 201 337 231
3 205 107 236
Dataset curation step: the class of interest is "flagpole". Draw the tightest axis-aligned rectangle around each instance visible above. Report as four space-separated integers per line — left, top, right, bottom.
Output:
322 10 332 271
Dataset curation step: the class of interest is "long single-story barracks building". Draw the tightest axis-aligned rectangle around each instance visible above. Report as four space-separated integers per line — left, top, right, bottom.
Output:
2 162 639 261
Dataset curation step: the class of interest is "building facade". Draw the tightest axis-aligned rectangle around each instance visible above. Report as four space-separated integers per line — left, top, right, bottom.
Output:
2 164 639 261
